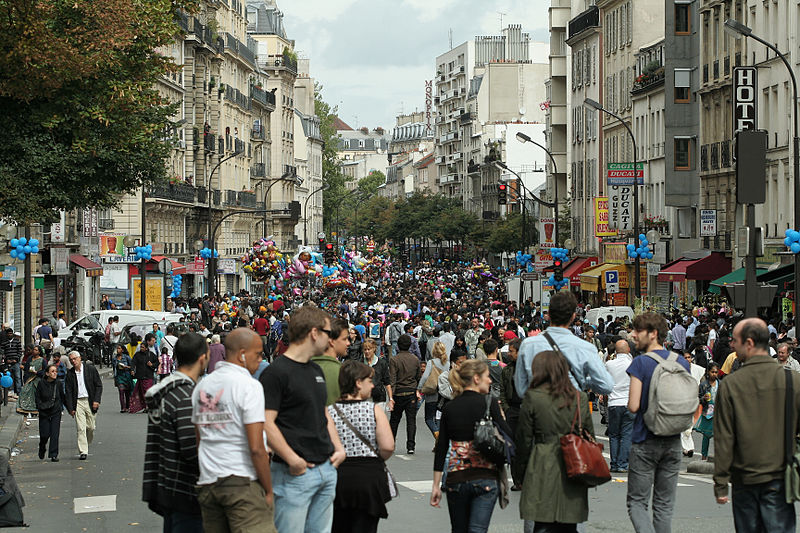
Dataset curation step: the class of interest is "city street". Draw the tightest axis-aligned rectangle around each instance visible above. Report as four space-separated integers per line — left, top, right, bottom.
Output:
5 373 736 533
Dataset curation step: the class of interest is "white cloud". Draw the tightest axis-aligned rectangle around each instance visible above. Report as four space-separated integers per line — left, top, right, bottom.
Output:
402 0 459 20
281 0 359 24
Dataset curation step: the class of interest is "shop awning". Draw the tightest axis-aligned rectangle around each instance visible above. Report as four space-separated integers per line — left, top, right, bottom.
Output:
69 254 103 277
564 256 599 283
656 251 731 283
579 263 625 292
709 267 767 294
757 263 795 290
150 256 186 275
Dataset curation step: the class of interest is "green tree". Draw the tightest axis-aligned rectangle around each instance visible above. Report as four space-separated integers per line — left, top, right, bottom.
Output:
0 0 198 224
314 83 349 233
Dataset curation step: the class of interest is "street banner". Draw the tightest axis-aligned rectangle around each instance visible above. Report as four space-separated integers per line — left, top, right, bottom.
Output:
593 197 616 236
539 217 556 248
700 209 717 237
606 163 644 186
51 211 65 244
217 259 236 274
131 277 164 311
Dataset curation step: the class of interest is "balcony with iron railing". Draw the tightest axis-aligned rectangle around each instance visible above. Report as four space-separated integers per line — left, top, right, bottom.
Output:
251 163 266 177
713 59 719 80
250 85 276 108
238 191 257 208
282 164 297 177
225 85 251 111
150 182 196 204
264 52 298 75
251 124 265 140
632 67 665 94
197 188 222 206
568 5 599 40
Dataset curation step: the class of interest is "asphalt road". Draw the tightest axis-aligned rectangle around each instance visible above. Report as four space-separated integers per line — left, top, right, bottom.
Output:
5 375 741 532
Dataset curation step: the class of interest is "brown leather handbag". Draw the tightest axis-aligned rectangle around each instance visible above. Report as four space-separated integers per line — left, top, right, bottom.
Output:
559 391 611 487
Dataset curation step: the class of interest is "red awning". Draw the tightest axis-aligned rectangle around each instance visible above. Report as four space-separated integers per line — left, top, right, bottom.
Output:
657 252 731 283
563 256 599 283
150 256 186 275
69 254 103 277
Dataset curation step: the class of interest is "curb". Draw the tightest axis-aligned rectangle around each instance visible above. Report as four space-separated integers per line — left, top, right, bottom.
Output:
0 411 27 461
686 460 715 475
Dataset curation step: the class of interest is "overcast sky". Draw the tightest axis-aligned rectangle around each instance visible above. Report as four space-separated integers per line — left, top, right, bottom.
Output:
279 0 550 130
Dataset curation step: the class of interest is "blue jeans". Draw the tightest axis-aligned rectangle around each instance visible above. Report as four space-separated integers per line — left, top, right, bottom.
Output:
163 510 204 533
732 478 796 533
424 398 439 435
626 436 682 533
444 479 498 533
607 406 634 470
271 460 337 533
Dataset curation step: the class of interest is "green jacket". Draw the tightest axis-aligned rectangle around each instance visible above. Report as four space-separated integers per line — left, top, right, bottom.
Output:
513 386 592 524
713 355 800 497
310 355 341 406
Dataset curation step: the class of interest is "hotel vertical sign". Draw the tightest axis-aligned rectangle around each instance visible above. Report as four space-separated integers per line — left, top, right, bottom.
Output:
733 67 757 133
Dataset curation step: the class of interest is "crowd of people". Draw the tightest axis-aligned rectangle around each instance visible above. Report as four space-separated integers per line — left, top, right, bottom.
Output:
1 258 799 532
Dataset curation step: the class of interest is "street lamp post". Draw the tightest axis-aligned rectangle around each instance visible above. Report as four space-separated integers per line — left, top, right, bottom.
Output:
724 18 799 327
257 170 300 238
303 183 330 245
515 132 560 245
206 149 242 297
583 98 641 299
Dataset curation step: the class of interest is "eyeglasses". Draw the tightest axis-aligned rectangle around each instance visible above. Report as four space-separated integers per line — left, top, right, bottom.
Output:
319 328 332 337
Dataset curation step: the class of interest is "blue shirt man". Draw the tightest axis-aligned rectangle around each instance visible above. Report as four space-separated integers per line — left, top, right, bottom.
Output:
514 292 614 397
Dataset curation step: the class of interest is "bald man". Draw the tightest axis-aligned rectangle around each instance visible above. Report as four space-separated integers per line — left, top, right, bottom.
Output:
714 318 800 531
605 339 633 472
192 327 276 532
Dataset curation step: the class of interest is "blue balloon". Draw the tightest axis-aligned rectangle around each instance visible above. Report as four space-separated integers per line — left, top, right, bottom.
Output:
9 250 17 259
22 245 31 254
630 251 638 259
647 252 654 259
791 231 800 242
18 237 26 246
639 234 646 241
626 244 635 251
9 239 18 248
788 228 795 237
786 237 794 247
792 243 800 254
0 373 12 388
31 246 38 254
29 238 39 247
17 253 25 261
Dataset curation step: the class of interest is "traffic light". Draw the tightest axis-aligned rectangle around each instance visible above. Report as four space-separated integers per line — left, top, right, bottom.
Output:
553 259 563 282
498 183 507 205
324 243 334 262
318 236 326 251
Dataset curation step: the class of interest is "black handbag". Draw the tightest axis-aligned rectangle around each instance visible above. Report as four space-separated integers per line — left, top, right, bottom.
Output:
473 395 513 465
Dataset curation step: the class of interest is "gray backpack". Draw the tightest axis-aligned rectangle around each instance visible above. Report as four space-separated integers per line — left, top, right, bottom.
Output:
643 351 699 436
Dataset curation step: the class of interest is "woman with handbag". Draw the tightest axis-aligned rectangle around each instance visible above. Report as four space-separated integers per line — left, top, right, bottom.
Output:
328 360 395 533
430 359 512 533
35 364 64 461
513 350 595 533
418 341 448 439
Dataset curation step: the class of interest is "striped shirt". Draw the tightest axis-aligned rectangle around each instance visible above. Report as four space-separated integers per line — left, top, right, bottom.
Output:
142 371 200 516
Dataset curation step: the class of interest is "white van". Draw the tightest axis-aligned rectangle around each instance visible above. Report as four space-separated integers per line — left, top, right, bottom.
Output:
584 306 635 327
58 310 185 340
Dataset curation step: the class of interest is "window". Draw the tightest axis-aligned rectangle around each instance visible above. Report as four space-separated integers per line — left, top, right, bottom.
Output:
674 138 692 169
674 68 691 102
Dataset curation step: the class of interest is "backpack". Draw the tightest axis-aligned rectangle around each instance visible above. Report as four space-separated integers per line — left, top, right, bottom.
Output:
488 360 504 399
421 361 443 395
643 351 700 436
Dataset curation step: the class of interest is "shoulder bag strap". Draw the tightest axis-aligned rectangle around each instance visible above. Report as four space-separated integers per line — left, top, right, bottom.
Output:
484 393 492 419
570 390 582 433
332 404 380 457
542 331 581 386
786 369 794 468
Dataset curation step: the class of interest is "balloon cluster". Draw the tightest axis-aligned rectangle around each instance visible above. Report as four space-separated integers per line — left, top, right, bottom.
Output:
134 244 153 261
0 371 12 389
549 247 570 263
515 251 533 273
626 234 653 260
242 237 285 281
199 247 219 259
784 229 800 254
321 264 353 289
170 274 183 299
8 237 39 260
547 273 568 291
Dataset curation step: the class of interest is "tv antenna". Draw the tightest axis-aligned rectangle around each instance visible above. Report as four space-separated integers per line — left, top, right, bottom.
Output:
497 11 507 31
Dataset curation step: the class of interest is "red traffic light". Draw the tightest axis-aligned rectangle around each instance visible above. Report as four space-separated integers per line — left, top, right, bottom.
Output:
498 184 507 191
325 243 333 250
554 259 562 267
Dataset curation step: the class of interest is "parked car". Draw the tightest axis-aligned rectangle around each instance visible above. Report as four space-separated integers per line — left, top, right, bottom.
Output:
58 310 184 340
585 306 635 327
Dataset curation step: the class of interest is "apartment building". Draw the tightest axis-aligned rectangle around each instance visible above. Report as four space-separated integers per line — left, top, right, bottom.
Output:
699 0 798 272
248 0 302 250
105 0 275 299
337 124 391 192
386 112 436 198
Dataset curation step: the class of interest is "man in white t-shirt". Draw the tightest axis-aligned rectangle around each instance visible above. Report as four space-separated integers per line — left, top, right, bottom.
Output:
110 316 122 345
605 339 634 472
160 325 179 358
192 328 276 532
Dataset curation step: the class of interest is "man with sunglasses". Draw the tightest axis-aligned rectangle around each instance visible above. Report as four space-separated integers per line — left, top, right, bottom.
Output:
260 305 346 533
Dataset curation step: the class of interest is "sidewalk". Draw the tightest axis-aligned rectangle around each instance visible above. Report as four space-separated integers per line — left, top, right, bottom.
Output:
0 395 31 461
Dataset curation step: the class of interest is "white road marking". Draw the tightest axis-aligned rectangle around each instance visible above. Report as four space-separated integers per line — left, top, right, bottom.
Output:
73 495 117 514
393 454 413 461
678 473 715 484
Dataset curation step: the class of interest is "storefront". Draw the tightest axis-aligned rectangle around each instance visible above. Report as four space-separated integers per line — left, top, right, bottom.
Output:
563 256 599 294
656 251 731 308
579 262 646 306
69 254 103 316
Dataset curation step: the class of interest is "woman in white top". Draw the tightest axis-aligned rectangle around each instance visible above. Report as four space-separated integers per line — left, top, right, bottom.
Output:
418 342 449 439
328 360 394 533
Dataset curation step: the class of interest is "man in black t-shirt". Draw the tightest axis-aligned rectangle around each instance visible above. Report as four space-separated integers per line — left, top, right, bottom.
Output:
260 305 345 533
